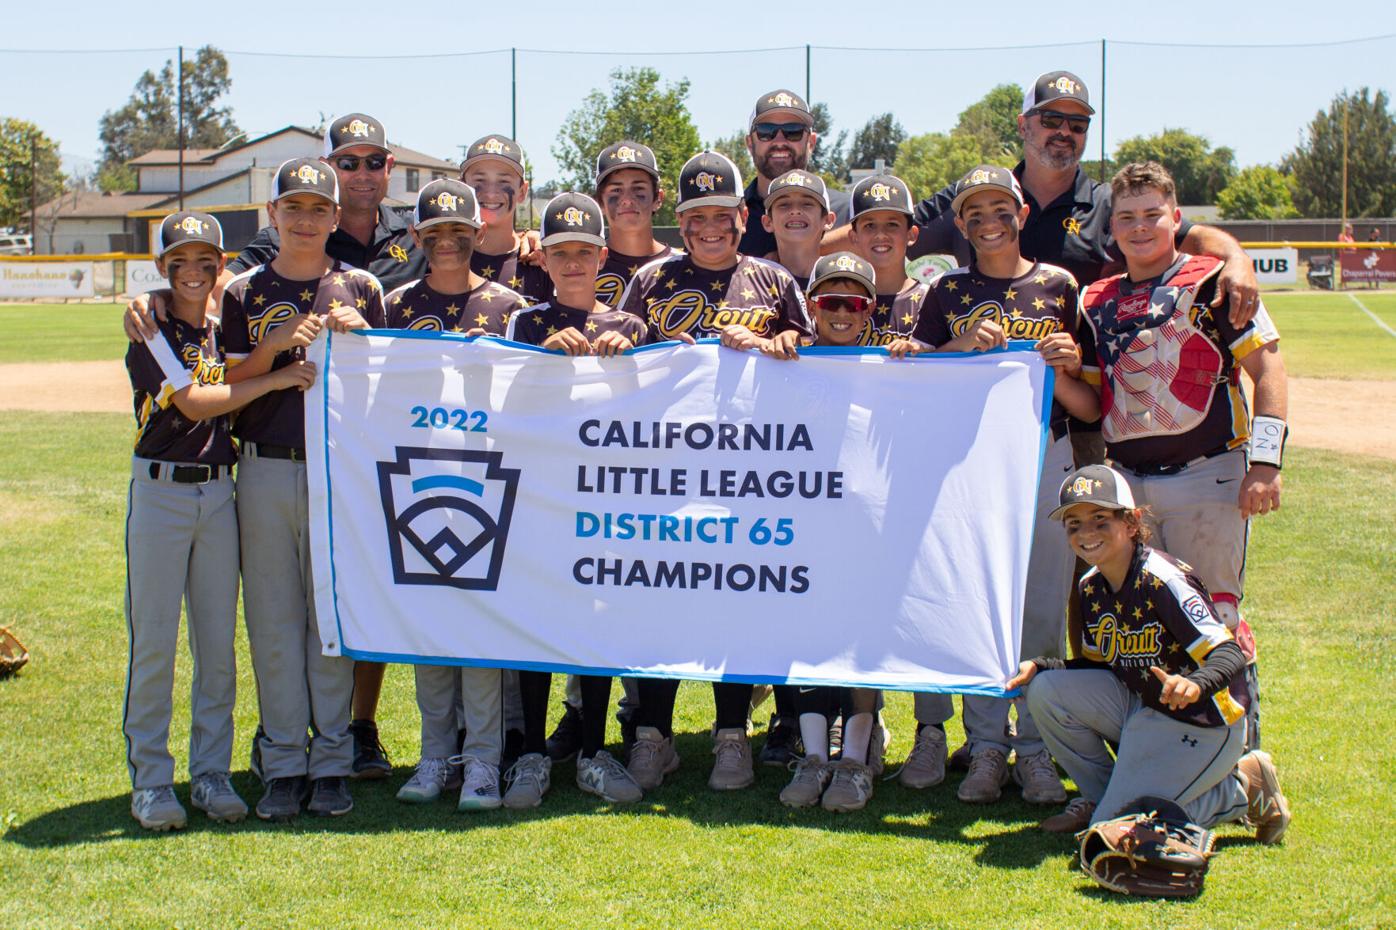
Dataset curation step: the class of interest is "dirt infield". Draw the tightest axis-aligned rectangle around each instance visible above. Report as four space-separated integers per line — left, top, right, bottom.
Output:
1 359 1392 460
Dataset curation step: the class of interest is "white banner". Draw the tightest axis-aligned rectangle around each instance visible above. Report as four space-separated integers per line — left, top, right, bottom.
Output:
306 334 1052 695
1249 247 1299 284
0 261 95 298
124 260 163 297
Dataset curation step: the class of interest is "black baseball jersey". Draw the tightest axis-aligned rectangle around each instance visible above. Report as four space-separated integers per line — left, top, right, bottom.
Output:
470 248 553 304
228 204 425 293
861 282 929 346
594 245 675 308
505 301 648 348
1078 545 1249 728
221 261 386 448
617 253 812 343
1078 254 1279 471
913 261 1080 422
907 163 1193 288
383 277 528 335
126 313 235 466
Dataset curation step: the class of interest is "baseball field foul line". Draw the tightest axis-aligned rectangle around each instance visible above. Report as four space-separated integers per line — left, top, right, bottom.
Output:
1346 293 1396 339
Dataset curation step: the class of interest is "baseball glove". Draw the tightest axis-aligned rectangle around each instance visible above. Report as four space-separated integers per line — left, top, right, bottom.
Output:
0 626 29 678
1078 797 1215 898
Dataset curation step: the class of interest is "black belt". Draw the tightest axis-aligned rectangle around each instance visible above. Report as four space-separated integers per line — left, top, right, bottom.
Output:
247 442 306 462
148 462 231 484
1050 418 1068 442
1121 446 1231 477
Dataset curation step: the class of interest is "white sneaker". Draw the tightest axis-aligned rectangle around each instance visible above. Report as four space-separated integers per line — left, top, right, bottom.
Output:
577 750 644 804
502 752 551 809
131 785 187 832
190 772 247 822
397 757 453 804
456 755 502 811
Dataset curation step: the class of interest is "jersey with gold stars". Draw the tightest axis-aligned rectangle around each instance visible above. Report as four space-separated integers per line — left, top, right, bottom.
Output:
861 282 929 346
1078 544 1248 728
126 313 235 465
470 248 553 304
504 301 648 349
594 245 675 308
617 253 812 342
383 277 528 335
221 261 385 448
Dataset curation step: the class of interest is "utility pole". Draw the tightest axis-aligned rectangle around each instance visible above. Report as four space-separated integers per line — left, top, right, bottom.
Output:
177 45 185 210
1099 39 1107 182
805 45 811 104
1340 98 1349 226
511 48 517 141
30 136 37 246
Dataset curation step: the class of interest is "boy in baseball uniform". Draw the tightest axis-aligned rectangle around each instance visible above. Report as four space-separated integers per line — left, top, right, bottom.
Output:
123 211 316 830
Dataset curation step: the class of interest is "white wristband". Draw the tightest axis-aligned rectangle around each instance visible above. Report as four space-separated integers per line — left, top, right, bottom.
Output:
1249 415 1287 469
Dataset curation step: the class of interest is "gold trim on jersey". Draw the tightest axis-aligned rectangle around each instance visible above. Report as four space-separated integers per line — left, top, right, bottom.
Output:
1089 613 1164 663
1186 633 1219 664
950 300 1063 341
647 289 778 338
1212 688 1246 725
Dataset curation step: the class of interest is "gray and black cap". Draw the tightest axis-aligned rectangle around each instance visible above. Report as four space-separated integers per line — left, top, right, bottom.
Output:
272 157 339 204
1050 465 1137 520
414 179 482 230
156 211 224 257
323 113 389 157
850 174 914 219
541 192 606 247
595 141 660 188
676 151 743 213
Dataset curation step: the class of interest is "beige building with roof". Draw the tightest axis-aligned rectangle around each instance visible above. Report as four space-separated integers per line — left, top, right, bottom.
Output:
37 127 457 255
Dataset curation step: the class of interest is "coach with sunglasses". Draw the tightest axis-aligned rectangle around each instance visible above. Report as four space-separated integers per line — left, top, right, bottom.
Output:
224 113 427 291
906 71 1259 320
739 89 852 257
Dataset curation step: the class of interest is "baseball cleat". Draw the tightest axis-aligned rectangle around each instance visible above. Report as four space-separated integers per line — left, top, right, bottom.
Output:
190 772 247 823
131 785 187 832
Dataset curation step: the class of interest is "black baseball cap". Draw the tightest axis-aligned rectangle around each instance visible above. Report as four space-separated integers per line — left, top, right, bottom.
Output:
324 113 389 157
764 169 829 210
807 252 876 298
1022 71 1095 115
413 179 482 231
676 151 743 213
272 158 339 204
749 88 813 129
155 211 224 257
541 192 606 248
950 165 1025 215
850 174 914 219
461 135 526 177
595 141 660 188
1050 465 1137 520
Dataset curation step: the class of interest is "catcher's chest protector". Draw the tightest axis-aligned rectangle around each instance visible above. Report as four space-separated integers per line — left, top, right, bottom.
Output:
1083 255 1227 443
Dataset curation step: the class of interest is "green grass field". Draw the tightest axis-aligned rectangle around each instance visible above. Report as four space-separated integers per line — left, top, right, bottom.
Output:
1 291 1394 928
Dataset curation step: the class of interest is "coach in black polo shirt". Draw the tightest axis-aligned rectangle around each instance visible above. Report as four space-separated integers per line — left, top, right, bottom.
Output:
739 89 852 257
906 71 1259 318
226 113 427 292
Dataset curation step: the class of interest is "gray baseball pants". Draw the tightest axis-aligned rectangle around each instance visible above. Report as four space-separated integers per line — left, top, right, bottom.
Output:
1027 669 1248 827
122 459 240 789
414 665 505 764
237 449 352 780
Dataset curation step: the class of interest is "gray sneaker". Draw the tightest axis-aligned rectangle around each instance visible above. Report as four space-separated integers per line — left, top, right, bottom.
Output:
1013 749 1068 804
306 776 353 817
708 728 755 791
822 759 874 812
899 725 948 790
131 785 187 832
779 757 832 808
256 776 307 821
957 748 1010 803
457 755 502 811
627 726 681 790
577 750 644 804
190 772 247 823
502 752 551 809
397 757 453 804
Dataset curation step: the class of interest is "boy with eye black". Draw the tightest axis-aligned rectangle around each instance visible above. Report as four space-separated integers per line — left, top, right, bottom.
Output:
847 173 928 346
889 165 1096 806
460 135 552 304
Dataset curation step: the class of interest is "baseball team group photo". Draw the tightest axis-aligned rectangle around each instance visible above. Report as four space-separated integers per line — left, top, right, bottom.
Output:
2 6 1394 927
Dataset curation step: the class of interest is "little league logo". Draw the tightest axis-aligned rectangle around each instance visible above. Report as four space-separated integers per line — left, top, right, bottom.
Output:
378 447 520 590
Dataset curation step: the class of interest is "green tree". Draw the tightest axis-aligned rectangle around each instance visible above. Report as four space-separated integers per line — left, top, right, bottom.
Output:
97 46 240 191
707 131 754 186
807 102 849 186
1113 129 1235 204
1215 166 1299 220
847 113 906 172
1281 87 1396 218
895 132 1014 202
0 118 66 232
552 67 702 226
953 83 1024 162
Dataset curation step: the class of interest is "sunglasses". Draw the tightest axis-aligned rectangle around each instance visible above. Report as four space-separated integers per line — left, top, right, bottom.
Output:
1030 109 1090 134
334 154 389 172
810 294 873 314
752 122 809 142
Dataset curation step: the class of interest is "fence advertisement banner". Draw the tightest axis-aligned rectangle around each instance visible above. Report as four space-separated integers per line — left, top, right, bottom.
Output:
0 261 95 298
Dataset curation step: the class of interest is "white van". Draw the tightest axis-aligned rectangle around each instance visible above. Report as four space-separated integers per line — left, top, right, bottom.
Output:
0 233 33 255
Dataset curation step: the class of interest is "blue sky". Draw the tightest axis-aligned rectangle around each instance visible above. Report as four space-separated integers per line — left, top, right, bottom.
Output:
4 0 1394 189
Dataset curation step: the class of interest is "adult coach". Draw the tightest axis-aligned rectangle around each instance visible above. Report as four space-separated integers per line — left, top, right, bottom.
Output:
739 89 851 258
123 112 426 339
905 72 1259 320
